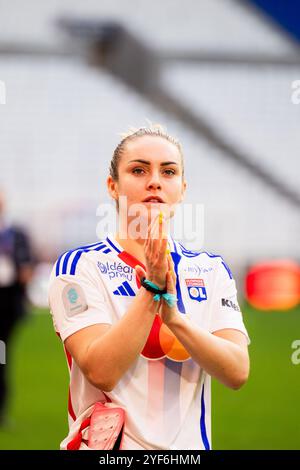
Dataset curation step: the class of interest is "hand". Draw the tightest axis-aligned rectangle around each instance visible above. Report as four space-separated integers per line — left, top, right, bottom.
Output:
158 253 180 325
141 212 169 289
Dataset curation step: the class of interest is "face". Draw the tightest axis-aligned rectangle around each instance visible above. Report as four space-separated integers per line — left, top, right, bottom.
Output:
107 135 187 228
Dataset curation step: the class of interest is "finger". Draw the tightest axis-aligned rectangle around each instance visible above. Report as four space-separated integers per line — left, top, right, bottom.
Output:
156 229 169 273
152 210 165 241
149 212 160 239
167 254 171 271
157 213 167 260
145 216 160 272
151 214 163 260
167 270 176 294
169 255 176 285
160 212 169 243
144 228 150 251
147 215 159 262
157 236 168 264
147 222 156 262
146 213 166 270
158 210 163 240
135 264 147 281
167 255 176 283
146 216 157 253
157 211 168 257
150 218 158 245
167 253 175 273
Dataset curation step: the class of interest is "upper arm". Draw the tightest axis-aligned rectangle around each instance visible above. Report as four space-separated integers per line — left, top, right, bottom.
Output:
48 255 112 343
64 323 112 377
48 252 115 389
212 328 249 353
209 258 250 345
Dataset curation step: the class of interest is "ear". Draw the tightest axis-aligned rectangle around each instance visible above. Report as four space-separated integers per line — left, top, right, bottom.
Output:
107 175 119 202
179 180 187 203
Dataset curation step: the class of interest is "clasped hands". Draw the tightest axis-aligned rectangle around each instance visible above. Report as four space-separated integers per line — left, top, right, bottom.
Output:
134 211 179 326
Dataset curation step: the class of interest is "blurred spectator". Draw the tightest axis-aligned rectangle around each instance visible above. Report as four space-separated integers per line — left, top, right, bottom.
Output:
0 190 33 425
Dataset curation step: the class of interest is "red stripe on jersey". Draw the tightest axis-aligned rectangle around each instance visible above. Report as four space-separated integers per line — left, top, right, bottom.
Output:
66 417 91 450
68 387 76 422
118 251 145 289
61 345 75 421
118 251 146 272
56 331 72 371
56 331 76 420
65 347 72 370
103 392 112 403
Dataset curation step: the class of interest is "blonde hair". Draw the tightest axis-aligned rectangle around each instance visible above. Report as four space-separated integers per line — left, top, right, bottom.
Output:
109 122 185 181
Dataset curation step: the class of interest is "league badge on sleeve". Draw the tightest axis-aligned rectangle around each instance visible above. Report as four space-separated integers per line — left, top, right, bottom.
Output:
185 278 207 302
62 283 88 316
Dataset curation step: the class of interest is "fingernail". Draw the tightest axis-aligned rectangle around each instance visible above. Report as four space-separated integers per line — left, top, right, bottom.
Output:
166 248 170 254
159 211 163 224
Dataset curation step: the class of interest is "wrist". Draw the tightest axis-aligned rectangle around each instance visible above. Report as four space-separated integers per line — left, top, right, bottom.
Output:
148 277 166 290
138 286 162 313
164 312 188 329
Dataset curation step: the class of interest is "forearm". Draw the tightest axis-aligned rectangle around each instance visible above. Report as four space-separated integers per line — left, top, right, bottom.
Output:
86 288 158 390
167 315 249 389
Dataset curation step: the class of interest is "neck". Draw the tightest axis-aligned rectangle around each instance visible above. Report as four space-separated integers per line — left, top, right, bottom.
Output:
114 232 147 266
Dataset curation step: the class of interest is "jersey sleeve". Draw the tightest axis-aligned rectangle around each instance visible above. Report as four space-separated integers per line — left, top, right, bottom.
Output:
48 253 112 342
209 258 250 344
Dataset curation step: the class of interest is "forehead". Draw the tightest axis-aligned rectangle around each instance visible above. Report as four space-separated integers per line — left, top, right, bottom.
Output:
122 135 181 164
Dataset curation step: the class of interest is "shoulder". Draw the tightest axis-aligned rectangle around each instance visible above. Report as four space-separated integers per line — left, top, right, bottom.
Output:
173 239 233 280
51 238 110 280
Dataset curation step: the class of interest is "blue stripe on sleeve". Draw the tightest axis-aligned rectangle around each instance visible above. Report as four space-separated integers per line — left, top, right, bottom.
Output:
55 241 110 276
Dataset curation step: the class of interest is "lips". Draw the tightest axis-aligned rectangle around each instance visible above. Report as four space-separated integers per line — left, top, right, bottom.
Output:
143 196 164 203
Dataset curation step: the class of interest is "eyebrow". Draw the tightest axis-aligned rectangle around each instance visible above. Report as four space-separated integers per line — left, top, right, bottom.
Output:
128 159 178 166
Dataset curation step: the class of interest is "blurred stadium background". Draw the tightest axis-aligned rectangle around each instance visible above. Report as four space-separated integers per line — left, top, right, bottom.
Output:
0 0 299 449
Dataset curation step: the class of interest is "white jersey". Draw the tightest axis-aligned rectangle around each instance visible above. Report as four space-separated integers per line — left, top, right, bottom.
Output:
48 233 250 450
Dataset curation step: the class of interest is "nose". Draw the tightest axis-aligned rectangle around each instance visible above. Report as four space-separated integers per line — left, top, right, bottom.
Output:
146 170 162 190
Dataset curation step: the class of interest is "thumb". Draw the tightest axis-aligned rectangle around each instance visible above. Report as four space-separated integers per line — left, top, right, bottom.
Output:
135 265 147 281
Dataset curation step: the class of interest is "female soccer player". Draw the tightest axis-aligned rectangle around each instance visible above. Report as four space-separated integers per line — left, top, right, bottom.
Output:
48 124 250 450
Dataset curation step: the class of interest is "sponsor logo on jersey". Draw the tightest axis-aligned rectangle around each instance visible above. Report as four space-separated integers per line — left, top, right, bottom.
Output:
97 261 133 281
183 264 213 276
221 298 240 311
185 278 207 302
141 314 191 362
113 281 136 297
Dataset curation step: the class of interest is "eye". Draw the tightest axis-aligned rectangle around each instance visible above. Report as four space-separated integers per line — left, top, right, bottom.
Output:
164 169 176 175
132 167 145 174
